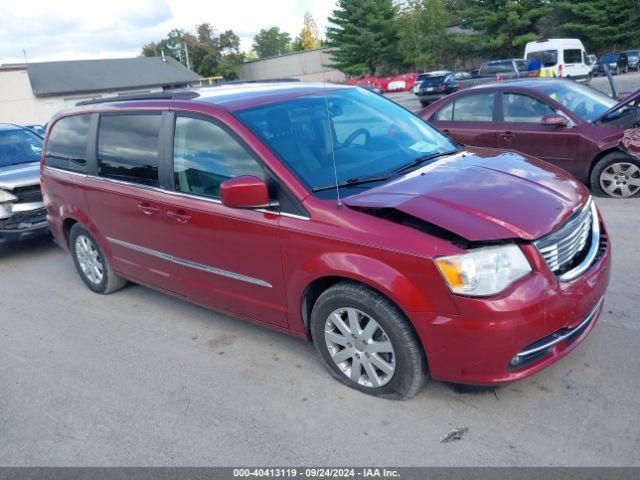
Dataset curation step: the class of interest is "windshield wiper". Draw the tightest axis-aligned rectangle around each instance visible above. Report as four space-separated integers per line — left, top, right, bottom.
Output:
312 174 391 193
390 148 460 176
311 148 460 193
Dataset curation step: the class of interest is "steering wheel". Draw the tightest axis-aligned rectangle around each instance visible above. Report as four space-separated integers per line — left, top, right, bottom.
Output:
343 128 371 148
573 101 588 119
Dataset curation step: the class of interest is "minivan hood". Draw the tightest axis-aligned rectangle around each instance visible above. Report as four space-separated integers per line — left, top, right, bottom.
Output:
343 148 589 242
0 162 41 190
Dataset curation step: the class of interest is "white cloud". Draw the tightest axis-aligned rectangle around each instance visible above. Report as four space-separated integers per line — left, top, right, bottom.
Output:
0 0 337 64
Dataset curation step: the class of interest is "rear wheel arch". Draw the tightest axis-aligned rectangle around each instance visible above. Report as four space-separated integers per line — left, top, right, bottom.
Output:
62 217 79 249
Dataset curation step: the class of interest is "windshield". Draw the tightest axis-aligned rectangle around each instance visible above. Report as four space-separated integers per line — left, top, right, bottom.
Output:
0 127 43 168
481 61 514 75
235 88 457 197
600 55 618 63
534 81 618 122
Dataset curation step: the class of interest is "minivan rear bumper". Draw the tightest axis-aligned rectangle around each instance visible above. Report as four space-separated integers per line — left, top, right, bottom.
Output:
411 229 611 386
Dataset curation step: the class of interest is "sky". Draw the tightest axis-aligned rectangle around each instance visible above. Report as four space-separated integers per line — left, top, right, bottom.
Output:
0 0 335 64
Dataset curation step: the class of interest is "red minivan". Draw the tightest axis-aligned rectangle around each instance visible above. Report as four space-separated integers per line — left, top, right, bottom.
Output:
41 83 611 399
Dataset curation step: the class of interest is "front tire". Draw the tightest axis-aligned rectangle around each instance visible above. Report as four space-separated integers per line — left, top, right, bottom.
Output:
310 281 427 399
69 224 127 294
590 153 640 198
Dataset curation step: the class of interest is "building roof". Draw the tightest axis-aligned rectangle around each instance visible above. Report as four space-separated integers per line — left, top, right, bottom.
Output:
27 57 200 97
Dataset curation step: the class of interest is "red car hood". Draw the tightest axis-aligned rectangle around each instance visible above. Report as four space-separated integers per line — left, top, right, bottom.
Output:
344 148 590 242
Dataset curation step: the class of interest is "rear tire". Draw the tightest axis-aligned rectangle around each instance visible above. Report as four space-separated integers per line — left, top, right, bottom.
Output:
69 224 127 294
590 153 640 198
310 281 427 399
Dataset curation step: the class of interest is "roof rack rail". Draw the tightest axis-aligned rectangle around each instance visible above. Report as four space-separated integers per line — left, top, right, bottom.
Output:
218 78 302 86
76 91 199 106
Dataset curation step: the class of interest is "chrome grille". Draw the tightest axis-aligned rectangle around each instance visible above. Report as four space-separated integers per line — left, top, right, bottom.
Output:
535 199 599 281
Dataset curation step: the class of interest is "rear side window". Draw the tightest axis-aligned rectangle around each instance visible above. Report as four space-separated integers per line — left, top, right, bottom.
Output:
564 49 583 64
173 116 265 199
45 114 90 173
436 93 495 122
526 50 558 67
98 114 161 186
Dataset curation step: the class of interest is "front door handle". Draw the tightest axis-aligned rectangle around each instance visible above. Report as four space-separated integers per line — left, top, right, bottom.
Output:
442 128 451 135
500 130 514 140
138 203 161 215
167 210 192 224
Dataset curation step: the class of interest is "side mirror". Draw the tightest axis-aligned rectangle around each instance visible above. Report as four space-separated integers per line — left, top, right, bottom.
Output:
220 176 272 209
540 114 568 127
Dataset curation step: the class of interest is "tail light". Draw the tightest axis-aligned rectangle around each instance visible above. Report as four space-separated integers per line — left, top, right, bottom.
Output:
496 75 504 81
558 64 563 77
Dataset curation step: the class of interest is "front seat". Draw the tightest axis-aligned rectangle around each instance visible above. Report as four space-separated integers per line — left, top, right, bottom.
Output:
266 109 323 180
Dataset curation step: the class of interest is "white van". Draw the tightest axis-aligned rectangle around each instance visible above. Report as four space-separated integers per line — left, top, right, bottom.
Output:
524 39 592 81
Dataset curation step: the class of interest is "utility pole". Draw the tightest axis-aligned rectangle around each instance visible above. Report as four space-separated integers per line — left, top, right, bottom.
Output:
183 42 191 70
22 49 28 64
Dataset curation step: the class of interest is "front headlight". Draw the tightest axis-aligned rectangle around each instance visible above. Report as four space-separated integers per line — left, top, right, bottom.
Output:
435 245 532 297
0 189 17 204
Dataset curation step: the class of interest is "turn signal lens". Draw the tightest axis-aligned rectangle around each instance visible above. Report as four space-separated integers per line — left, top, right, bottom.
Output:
435 245 532 297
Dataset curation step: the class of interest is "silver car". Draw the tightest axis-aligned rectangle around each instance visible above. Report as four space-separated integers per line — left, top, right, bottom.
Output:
0 124 48 246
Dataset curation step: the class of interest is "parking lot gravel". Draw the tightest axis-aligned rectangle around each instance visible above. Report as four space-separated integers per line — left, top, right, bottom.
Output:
1 198 639 466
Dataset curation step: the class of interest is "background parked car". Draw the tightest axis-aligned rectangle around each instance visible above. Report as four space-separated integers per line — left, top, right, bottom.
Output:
593 53 629 76
412 71 449 94
415 71 471 107
625 49 640 71
387 72 419 92
524 38 592 81
24 124 46 137
457 59 528 90
420 79 640 198
0 124 48 245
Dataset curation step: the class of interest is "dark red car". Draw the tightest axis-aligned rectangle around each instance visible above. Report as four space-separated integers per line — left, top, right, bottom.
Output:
41 83 610 399
421 79 640 198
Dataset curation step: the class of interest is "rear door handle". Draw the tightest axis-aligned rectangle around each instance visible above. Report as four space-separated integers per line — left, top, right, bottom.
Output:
167 210 192 224
500 130 514 139
442 128 451 135
138 203 161 215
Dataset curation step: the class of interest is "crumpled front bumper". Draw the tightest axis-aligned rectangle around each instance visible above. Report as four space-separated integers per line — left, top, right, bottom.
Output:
0 207 49 245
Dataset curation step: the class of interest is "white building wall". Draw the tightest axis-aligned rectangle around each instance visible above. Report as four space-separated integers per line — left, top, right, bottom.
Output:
0 68 162 125
239 48 346 84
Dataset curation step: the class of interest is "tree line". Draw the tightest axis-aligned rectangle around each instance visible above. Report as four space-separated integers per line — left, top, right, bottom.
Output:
141 0 640 79
141 13 322 79
328 0 640 76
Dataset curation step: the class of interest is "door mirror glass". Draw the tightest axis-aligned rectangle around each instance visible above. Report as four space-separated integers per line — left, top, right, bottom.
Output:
220 176 271 209
540 114 568 127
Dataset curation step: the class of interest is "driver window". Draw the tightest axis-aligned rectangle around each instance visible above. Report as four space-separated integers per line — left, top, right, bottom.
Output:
173 116 265 199
502 93 555 123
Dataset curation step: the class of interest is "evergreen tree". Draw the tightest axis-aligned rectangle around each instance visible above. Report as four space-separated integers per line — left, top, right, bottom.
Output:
554 0 640 53
326 0 400 76
460 0 550 58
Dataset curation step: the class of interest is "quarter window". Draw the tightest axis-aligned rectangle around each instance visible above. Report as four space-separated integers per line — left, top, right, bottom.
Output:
173 116 265 199
45 114 90 173
97 114 161 186
436 93 495 122
502 93 555 123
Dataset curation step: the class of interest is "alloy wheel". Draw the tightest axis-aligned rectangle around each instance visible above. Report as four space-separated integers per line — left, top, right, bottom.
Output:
324 307 396 388
599 162 640 198
75 235 104 284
